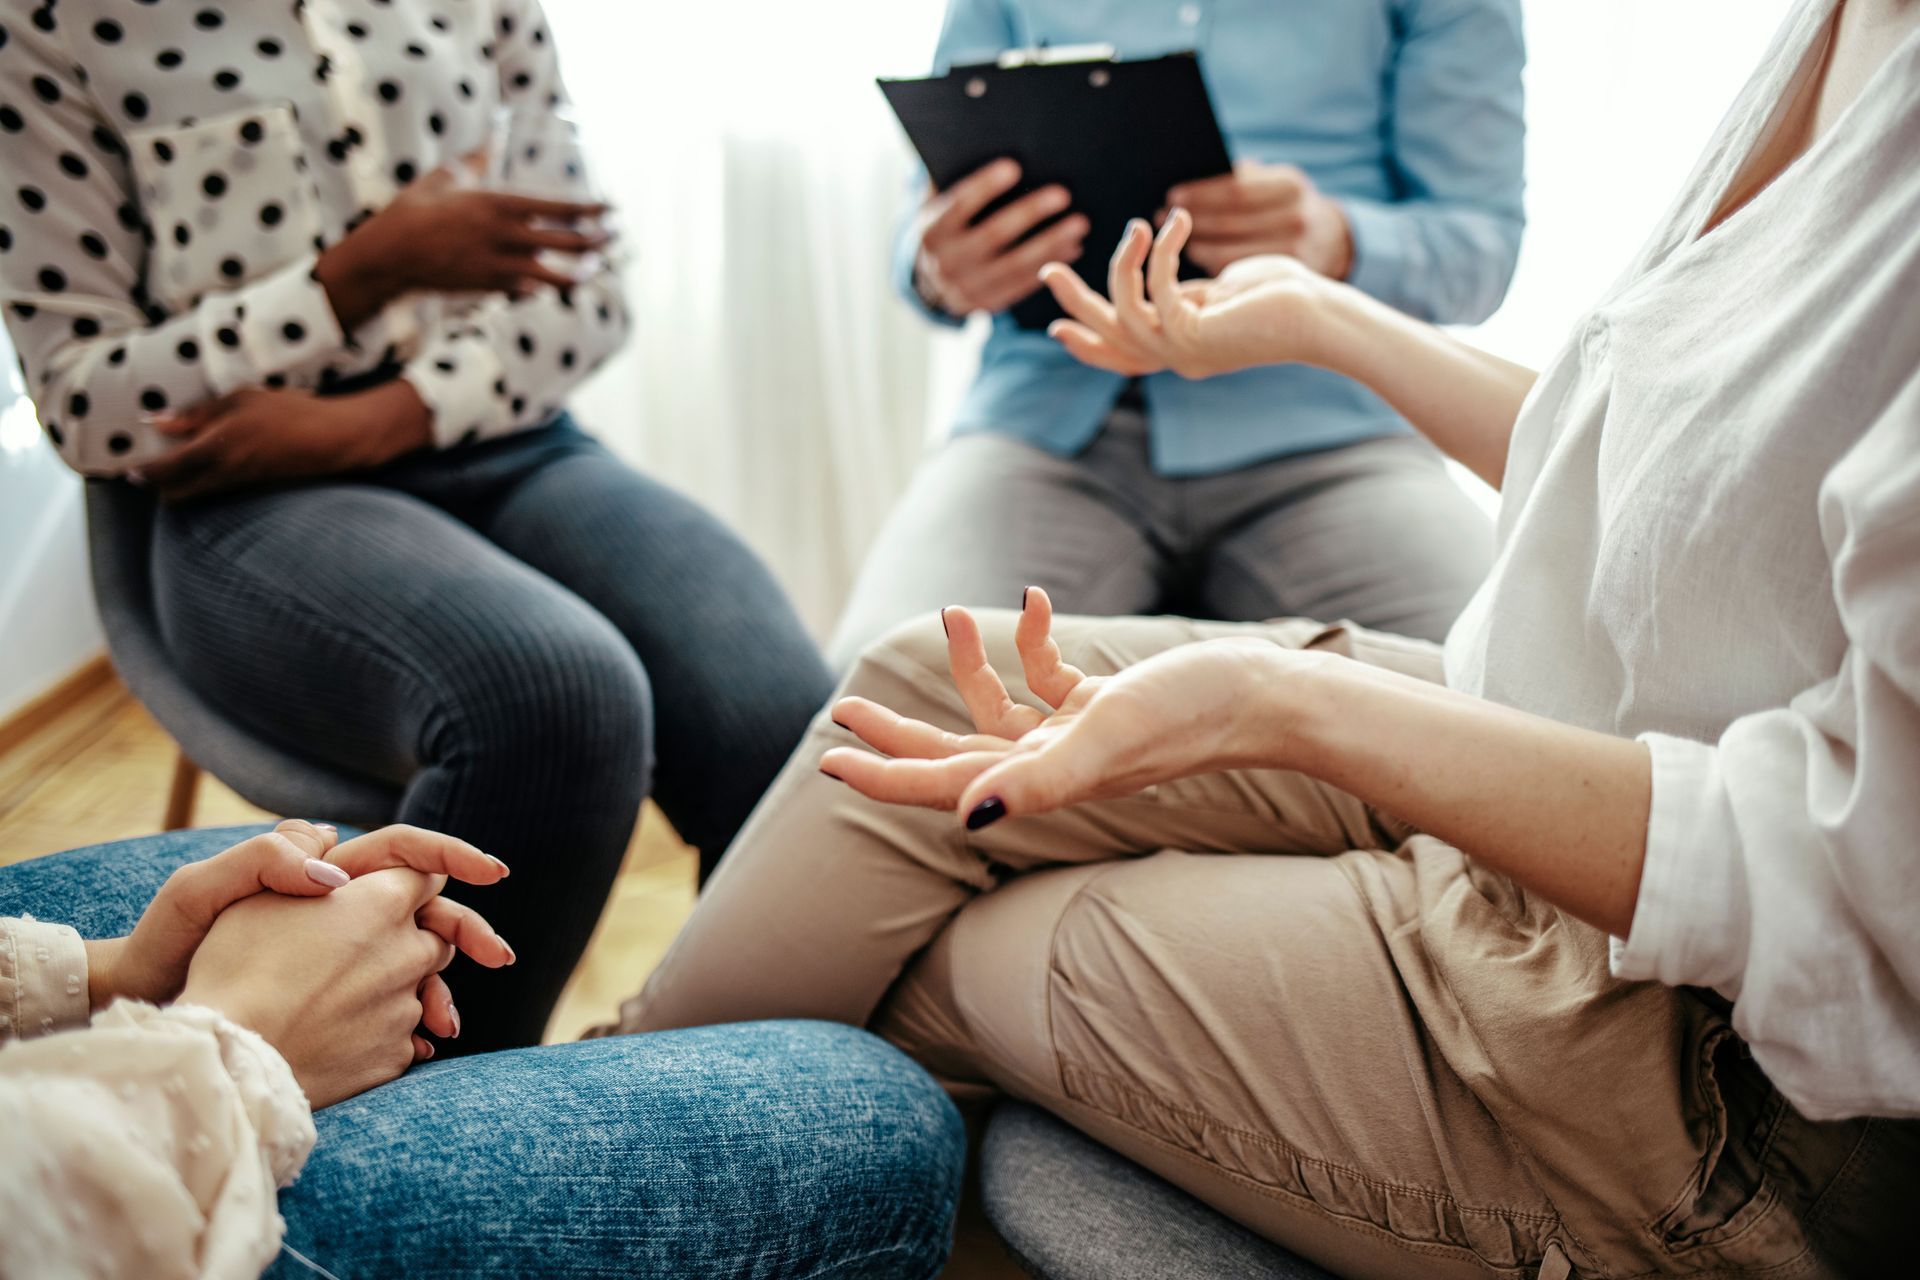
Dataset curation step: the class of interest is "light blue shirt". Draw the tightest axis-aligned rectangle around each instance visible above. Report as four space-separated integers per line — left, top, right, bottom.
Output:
893 0 1527 476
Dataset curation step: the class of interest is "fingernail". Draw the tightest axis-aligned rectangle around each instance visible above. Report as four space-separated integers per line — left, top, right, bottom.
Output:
940 607 950 638
449 1004 461 1038
500 938 517 964
421 1041 435 1059
966 797 1008 830
313 822 336 834
304 858 350 888
1022 586 1031 610
819 765 845 783
127 470 148 487
831 718 852 731
488 854 511 877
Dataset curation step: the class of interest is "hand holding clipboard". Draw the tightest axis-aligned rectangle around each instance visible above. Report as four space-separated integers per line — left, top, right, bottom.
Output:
880 49 1233 331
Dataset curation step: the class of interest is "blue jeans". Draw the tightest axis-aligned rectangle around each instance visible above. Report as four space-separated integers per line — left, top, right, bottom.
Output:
150 415 835 1051
0 828 965 1279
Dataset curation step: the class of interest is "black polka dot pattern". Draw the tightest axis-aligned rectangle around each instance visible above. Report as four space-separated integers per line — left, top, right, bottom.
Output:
1 0 622 466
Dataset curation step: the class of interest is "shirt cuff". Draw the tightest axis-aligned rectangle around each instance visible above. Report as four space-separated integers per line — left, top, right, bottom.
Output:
1338 196 1422 317
221 255 348 385
402 340 509 449
0 917 91 1040
1609 733 1749 995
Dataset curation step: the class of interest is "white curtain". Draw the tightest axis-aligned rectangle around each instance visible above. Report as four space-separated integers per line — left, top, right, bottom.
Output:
542 0 973 635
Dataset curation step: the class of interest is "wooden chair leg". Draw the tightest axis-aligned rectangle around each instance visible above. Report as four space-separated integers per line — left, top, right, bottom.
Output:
164 751 201 831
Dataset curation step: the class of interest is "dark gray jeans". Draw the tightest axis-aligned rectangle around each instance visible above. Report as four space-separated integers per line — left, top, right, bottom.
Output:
152 415 833 1052
830 411 1494 668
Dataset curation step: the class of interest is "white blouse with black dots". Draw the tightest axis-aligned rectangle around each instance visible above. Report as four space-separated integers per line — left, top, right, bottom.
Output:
0 0 629 474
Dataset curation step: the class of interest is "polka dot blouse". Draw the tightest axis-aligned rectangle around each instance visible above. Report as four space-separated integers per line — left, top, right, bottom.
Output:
0 0 628 474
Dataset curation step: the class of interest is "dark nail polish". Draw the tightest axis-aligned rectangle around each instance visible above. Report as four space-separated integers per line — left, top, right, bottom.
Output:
1022 586 1031 610
831 718 852 731
819 766 845 783
966 797 1008 830
940 607 950 638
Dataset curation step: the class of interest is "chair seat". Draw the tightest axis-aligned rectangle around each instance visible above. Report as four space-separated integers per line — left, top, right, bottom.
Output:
980 1103 1336 1280
85 480 401 826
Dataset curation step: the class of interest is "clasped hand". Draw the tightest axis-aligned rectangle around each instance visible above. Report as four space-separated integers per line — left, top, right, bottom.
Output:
90 821 515 1107
821 588 1316 829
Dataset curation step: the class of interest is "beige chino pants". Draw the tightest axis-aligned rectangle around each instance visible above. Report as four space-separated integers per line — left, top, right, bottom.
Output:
621 612 1910 1279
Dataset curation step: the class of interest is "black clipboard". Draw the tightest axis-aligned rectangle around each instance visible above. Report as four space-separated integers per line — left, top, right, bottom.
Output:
880 51 1233 331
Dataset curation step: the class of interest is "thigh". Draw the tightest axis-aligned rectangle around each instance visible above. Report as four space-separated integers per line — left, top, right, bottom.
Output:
1203 435 1494 643
0 825 275 938
888 844 1743 1280
827 432 1165 669
472 436 834 868
153 482 632 790
270 1023 964 1280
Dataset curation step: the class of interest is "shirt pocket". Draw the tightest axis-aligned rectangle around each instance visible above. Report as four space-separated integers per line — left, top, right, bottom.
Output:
127 103 325 312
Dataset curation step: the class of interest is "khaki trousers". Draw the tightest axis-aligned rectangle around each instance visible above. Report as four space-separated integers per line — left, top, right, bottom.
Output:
624 611 1910 1279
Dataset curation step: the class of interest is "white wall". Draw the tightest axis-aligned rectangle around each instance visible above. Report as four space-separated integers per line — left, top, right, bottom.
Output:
0 362 102 720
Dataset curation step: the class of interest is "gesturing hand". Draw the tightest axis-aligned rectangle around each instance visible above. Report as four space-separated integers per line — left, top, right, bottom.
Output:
821 588 1308 829
911 159 1091 318
181 864 514 1108
1164 161 1353 279
1038 209 1336 380
87 822 509 1013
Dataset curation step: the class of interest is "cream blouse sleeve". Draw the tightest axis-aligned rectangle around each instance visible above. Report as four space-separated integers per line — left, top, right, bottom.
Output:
0 918 316 1280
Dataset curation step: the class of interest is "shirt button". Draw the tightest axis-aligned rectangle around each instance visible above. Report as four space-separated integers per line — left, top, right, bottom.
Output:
1179 4 1202 26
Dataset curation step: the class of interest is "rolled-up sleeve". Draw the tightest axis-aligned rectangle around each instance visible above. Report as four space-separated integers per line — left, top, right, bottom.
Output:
1612 377 1920 1120
0 917 90 1040
1340 0 1526 323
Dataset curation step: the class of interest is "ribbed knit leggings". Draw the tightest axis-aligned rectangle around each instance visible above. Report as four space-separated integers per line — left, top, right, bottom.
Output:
151 415 833 1052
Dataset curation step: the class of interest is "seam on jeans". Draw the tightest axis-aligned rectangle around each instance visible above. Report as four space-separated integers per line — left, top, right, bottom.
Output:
1796 1117 1876 1241
1051 1085 1538 1276
1057 1059 1563 1229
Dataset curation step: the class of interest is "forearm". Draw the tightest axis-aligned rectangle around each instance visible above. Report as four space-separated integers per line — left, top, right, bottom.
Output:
1310 281 1535 488
1268 649 1651 936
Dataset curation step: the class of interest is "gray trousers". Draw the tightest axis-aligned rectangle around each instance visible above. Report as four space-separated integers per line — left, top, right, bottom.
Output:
829 409 1495 667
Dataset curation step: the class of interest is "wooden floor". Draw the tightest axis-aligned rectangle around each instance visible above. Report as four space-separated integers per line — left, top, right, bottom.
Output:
0 665 1020 1279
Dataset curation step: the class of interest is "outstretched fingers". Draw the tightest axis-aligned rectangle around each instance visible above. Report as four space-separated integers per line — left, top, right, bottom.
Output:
819 746 1004 811
944 607 1046 737
328 825 510 886
1014 587 1086 708
832 696 1001 761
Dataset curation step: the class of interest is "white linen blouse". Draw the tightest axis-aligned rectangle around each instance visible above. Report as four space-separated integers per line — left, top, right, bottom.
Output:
0 915 315 1279
0 0 627 474
1445 0 1920 1120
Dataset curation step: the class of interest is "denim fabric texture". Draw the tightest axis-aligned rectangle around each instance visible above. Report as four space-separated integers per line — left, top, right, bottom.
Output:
0 828 966 1280
145 415 834 1051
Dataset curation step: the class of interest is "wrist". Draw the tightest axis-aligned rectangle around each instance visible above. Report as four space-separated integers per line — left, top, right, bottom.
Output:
314 233 396 334
83 937 125 1010
1241 643 1350 771
356 380 435 466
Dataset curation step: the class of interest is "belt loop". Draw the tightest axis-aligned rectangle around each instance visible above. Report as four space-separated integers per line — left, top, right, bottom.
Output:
1539 1241 1575 1280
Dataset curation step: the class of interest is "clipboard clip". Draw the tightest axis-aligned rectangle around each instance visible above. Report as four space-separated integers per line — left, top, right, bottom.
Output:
995 43 1117 69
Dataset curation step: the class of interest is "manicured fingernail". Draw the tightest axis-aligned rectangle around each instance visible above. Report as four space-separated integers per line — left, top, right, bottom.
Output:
449 1004 461 1038
940 607 950 638
488 854 511 877
831 718 852 731
313 822 336 834
966 797 1008 830
304 858 350 888
500 938 517 964
1022 586 1031 610
421 1041 435 1059
820 765 845 783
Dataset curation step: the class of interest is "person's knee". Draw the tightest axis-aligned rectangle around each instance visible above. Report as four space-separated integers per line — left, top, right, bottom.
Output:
427 604 654 796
